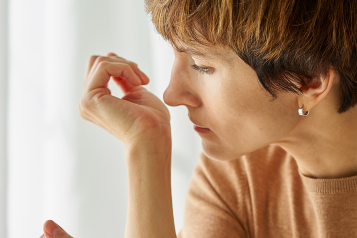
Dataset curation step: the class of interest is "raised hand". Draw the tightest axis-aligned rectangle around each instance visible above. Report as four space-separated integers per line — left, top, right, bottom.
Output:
78 52 171 148
41 53 176 238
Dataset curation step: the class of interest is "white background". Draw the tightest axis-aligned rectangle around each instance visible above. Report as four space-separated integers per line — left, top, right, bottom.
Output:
0 0 203 237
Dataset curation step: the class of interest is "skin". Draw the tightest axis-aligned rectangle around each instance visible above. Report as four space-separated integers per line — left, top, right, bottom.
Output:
42 53 176 238
41 45 357 237
164 46 357 179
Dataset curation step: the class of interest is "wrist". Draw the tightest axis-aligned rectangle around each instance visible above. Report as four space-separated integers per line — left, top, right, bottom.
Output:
124 147 176 238
125 132 171 155
125 136 172 169
124 137 176 238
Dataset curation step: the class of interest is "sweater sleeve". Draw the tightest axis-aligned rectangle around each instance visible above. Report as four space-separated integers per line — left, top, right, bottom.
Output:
177 152 250 238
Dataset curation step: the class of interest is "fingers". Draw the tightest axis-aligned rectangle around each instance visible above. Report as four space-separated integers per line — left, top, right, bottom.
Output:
107 52 124 60
42 220 73 238
106 53 150 84
85 55 100 80
128 61 150 85
112 76 138 94
86 61 141 93
85 54 149 88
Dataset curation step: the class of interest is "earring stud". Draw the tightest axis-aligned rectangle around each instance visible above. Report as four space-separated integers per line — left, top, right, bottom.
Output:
298 105 309 117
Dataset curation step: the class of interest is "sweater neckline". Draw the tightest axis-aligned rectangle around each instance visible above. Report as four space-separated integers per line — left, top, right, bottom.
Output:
299 171 357 193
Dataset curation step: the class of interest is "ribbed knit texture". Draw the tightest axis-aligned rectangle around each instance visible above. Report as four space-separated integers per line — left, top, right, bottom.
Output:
178 144 357 238
300 172 357 193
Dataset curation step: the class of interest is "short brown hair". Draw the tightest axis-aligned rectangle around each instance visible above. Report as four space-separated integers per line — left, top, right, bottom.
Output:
146 0 357 113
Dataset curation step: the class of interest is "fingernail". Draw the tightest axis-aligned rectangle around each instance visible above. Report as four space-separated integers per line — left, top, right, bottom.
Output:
45 220 63 237
39 234 46 238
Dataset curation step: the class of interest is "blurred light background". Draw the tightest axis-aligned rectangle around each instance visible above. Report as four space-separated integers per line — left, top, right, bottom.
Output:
0 0 203 237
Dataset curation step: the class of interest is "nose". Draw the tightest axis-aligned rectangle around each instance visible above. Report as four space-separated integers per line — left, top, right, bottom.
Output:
163 54 201 108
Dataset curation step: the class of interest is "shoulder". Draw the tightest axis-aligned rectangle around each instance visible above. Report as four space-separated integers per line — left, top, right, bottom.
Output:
192 144 302 219
179 144 297 238
189 144 297 216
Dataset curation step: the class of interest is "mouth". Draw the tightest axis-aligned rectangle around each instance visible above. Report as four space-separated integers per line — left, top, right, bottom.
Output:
193 124 211 133
193 123 209 129
189 116 211 133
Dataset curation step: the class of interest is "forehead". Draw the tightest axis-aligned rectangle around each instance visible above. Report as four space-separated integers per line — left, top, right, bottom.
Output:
177 45 235 62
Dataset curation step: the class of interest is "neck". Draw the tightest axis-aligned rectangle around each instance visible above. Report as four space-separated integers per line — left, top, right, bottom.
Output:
275 101 357 179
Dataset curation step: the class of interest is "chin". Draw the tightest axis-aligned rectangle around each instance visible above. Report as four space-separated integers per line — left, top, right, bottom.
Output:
201 140 247 161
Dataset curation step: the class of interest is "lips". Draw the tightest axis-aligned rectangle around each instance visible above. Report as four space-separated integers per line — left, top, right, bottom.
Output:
194 124 209 129
189 116 210 129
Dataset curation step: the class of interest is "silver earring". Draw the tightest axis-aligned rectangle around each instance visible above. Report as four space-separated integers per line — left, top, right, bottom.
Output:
298 105 310 117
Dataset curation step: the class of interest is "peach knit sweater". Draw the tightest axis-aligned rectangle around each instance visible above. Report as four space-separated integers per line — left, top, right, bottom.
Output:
178 144 357 238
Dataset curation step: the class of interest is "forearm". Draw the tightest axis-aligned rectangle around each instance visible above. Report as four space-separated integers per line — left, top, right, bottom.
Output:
124 139 176 238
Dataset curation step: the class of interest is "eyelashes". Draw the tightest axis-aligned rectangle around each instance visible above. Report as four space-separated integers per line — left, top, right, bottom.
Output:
191 64 212 74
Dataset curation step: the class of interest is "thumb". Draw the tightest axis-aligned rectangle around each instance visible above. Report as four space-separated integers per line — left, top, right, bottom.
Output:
42 220 73 238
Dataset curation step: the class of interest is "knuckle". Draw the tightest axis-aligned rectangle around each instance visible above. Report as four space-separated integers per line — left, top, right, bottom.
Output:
128 61 138 67
123 63 132 71
116 56 125 60
96 56 107 63
79 91 108 114
78 101 85 117
89 55 99 61
92 92 108 105
97 60 110 69
78 96 93 113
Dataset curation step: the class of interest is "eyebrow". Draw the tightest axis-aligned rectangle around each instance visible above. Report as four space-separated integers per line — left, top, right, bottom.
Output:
177 47 214 60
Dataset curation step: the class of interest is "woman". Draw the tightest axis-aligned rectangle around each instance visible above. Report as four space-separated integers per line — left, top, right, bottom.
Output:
41 0 357 237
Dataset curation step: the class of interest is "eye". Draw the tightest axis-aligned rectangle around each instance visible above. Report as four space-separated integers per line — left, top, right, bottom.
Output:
191 64 212 74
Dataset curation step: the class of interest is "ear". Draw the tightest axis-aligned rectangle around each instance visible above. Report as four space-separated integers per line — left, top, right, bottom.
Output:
298 66 336 112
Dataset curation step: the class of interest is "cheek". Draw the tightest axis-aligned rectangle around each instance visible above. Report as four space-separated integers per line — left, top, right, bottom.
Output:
197 60 301 159
250 94 299 139
210 80 299 151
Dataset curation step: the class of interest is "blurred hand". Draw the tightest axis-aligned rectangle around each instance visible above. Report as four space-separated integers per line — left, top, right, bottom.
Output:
79 52 171 147
41 220 71 238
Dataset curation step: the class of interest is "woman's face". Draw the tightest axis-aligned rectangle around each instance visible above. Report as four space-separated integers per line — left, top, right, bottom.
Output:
163 46 301 160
